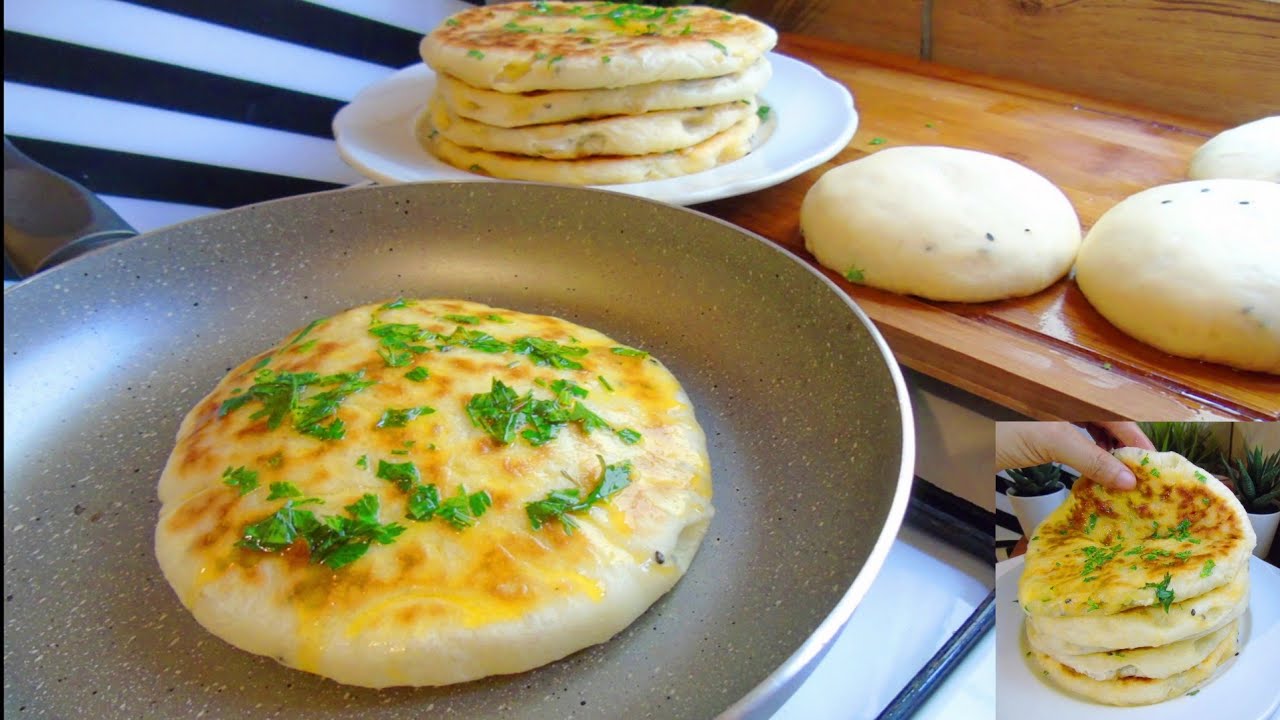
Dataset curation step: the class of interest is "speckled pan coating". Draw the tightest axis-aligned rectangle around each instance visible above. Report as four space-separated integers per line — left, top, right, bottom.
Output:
3 182 912 719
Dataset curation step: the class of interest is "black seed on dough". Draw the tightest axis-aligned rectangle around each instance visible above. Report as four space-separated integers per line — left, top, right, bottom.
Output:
985 232 995 241
1240 201 1251 205
1161 199 1172 204
654 550 665 564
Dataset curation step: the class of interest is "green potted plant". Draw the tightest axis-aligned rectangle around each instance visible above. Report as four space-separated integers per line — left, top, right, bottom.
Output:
1138 421 1226 475
1224 443 1280 558
1003 462 1069 536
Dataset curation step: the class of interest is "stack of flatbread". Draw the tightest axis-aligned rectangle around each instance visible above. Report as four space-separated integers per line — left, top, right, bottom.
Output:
1018 448 1256 706
417 1 777 184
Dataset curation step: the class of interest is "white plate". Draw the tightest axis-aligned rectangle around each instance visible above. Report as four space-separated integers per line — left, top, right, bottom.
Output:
331 52 857 206
995 555 1280 719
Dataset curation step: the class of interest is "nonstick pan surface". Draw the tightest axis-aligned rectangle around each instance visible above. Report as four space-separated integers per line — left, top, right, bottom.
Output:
3 181 913 719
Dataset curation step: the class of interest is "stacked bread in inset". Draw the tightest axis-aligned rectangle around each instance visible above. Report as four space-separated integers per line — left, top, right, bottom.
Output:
1018 448 1256 706
417 1 776 185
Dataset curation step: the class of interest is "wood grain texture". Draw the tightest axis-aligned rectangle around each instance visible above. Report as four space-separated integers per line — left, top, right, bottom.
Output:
732 0 923 57
929 0 1280 125
697 34 1280 421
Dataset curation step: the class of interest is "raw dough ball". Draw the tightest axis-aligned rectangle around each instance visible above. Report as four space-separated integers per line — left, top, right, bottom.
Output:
1075 179 1280 374
800 146 1081 302
1188 116 1280 182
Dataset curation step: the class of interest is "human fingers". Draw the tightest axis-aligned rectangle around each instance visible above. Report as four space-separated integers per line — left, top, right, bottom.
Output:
1048 429 1138 490
1093 421 1155 451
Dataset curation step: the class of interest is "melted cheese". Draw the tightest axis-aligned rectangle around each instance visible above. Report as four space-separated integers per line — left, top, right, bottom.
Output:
154 299 714 687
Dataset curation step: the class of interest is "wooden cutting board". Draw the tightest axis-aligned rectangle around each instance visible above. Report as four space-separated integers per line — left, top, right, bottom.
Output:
697 34 1279 421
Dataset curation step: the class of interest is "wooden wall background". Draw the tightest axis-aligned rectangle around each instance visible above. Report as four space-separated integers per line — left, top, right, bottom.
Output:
733 0 1280 125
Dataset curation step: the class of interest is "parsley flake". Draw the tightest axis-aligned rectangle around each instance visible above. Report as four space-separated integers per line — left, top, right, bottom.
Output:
467 50 485 60
845 266 865 283
526 458 632 534
707 39 728 54
222 466 259 495
376 405 436 429
1143 573 1176 613
405 366 430 382
266 481 302 500
376 459 421 491
238 494 404 570
1200 559 1215 577
513 336 589 370
616 428 642 445
610 346 649 359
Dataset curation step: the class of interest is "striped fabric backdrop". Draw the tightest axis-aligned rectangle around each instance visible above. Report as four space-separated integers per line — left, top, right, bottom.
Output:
3 0 479 263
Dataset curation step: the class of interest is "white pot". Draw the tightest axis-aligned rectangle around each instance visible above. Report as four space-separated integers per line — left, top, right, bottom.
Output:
1007 483 1068 537
1248 510 1279 559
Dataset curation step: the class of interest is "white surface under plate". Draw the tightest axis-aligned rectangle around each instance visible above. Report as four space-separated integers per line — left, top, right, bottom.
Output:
331 52 857 205
995 555 1280 720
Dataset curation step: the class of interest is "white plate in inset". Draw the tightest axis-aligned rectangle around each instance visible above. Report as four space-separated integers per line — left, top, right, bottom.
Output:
331 52 857 206
995 555 1280 719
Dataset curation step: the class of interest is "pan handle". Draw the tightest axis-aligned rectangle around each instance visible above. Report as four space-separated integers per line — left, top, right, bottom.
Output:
3 137 137 278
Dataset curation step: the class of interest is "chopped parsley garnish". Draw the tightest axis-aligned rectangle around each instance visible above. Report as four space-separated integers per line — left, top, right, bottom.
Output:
1143 573 1175 613
1200 558 1215 577
1150 468 1162 478
376 405 436 429
598 375 614 391
1140 455 1150 466
250 355 272 371
380 298 413 310
406 483 440 521
222 466 259 495
356 454 368 469
219 369 375 440
707 39 728 54
513 336 589 370
443 314 480 325
1124 545 1145 556
616 428 642 444
445 18 459 26
266 481 302 500
1079 543 1122 576
869 137 886 145
1194 471 1207 483
434 485 493 530
757 105 771 120
485 314 510 323
369 322 434 367
405 366 430 382
437 326 509 354
287 318 325 347
526 458 632 534
1084 512 1098 534
237 494 404 570
376 459 420 491
467 50 485 59
1086 600 1101 612
1175 551 1193 560
610 346 649 359
845 266 865 283
466 378 612 447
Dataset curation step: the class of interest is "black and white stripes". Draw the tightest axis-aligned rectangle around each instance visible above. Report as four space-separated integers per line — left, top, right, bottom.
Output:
3 0 478 237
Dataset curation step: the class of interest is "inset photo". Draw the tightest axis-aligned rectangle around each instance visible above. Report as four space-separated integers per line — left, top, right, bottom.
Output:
994 422 1279 719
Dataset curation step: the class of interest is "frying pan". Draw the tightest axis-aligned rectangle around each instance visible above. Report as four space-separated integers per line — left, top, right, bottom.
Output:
3 165 913 718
